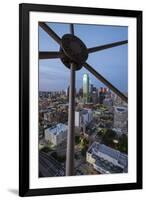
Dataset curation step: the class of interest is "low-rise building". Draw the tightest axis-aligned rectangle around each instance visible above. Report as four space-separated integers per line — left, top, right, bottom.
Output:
86 141 128 174
44 109 56 123
103 97 113 107
44 123 68 146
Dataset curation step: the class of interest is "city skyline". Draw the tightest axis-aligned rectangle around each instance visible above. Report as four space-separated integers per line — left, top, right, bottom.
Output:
38 73 127 94
39 78 128 177
39 23 128 92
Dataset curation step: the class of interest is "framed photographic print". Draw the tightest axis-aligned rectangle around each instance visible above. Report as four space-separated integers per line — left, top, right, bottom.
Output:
19 3 142 197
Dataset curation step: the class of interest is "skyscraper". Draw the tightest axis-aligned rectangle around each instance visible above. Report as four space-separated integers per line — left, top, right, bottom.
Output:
99 87 107 104
113 106 128 130
83 73 89 103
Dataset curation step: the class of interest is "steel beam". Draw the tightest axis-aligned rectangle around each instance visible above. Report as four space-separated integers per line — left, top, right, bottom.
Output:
66 63 76 176
39 51 62 59
39 22 62 45
88 40 128 54
84 62 128 103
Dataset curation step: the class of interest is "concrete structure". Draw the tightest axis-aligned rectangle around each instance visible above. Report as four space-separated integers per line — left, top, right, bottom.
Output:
65 86 70 98
91 90 98 104
44 109 56 123
113 93 128 106
86 142 128 174
83 73 89 103
44 123 68 146
75 109 93 128
103 97 113 107
89 83 93 94
113 106 128 130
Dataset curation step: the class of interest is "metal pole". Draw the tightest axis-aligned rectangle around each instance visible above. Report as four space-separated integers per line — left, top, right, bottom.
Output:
66 63 76 176
70 24 74 35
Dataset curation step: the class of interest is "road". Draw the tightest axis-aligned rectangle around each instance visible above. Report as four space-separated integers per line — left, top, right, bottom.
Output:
39 151 65 177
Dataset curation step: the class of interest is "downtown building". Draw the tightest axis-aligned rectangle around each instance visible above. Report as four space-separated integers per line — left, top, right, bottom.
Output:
103 97 113 107
44 123 68 146
113 106 128 135
83 73 90 103
103 89 113 106
99 87 109 104
86 141 128 174
44 108 57 123
112 93 128 106
75 108 93 128
91 88 98 104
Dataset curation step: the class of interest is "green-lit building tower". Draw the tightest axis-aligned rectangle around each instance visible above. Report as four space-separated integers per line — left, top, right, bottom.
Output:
83 73 89 103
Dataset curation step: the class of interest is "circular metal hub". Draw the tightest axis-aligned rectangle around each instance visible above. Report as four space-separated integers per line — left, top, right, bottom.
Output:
60 34 88 70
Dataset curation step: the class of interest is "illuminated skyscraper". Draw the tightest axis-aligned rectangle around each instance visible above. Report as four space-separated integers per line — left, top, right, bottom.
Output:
83 73 89 103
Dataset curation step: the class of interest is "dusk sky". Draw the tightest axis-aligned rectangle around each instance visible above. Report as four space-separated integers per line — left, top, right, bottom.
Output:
39 23 128 92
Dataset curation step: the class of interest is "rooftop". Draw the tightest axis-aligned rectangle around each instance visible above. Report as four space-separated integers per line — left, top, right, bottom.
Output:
88 142 128 170
47 123 68 135
94 156 123 174
115 106 127 112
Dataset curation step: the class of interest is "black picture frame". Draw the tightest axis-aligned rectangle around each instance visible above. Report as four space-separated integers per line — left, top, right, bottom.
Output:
19 3 143 197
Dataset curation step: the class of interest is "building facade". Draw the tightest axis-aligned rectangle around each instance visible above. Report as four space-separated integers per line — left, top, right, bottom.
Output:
86 142 128 174
44 123 68 146
83 73 89 103
91 90 98 104
113 106 128 130
75 109 93 128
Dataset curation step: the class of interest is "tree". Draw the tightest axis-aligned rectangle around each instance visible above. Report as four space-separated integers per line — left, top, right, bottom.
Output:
118 134 128 154
75 135 80 145
80 137 89 149
102 129 116 147
41 146 52 153
79 137 89 156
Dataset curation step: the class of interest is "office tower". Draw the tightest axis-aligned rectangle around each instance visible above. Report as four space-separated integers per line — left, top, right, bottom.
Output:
114 106 128 130
83 73 89 103
75 109 93 128
79 88 83 97
99 87 109 104
99 87 105 104
91 91 98 104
